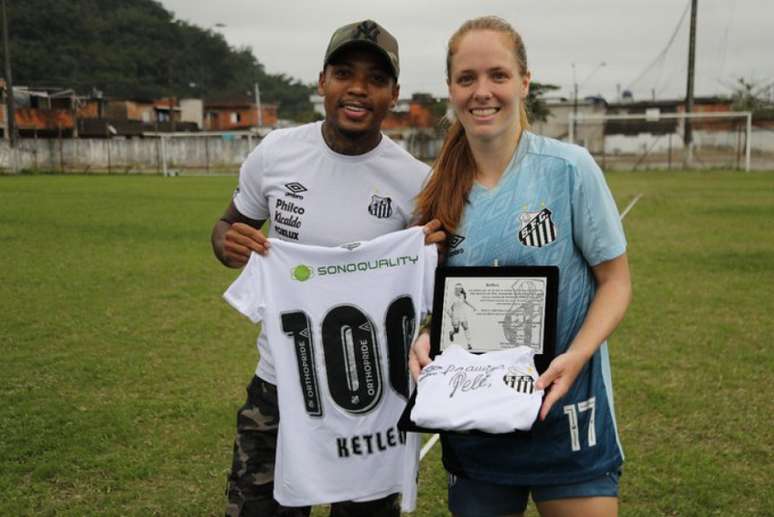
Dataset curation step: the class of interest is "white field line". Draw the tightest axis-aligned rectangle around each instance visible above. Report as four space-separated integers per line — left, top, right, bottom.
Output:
620 193 643 221
419 433 440 461
418 192 643 463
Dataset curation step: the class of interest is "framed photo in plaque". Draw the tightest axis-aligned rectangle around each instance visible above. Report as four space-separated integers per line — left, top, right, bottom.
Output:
429 266 559 373
398 266 558 435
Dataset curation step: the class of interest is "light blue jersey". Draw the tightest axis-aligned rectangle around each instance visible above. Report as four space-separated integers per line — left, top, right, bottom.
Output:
442 132 627 485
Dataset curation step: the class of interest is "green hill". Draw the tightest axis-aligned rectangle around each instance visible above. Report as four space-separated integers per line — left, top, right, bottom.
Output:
5 0 316 120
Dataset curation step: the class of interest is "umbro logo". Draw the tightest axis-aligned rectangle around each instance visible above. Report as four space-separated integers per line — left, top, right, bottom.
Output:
285 182 307 194
284 182 307 199
448 234 465 248
448 233 465 258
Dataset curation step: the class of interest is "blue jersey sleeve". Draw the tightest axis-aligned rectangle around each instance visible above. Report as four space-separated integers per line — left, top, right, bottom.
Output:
571 149 627 266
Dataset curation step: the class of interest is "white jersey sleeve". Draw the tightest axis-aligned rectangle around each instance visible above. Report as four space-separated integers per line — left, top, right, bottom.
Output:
222 253 266 324
233 134 274 221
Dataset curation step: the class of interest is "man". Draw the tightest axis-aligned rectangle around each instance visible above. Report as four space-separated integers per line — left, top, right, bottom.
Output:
211 19 442 517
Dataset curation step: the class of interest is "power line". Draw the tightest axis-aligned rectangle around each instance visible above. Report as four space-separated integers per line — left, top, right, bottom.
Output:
627 0 691 94
717 0 736 82
684 0 698 155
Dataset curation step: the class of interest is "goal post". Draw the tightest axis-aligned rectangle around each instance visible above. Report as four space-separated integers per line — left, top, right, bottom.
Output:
144 130 261 176
568 110 753 171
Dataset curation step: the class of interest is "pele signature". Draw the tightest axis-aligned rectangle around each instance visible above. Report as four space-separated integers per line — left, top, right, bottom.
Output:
449 371 493 398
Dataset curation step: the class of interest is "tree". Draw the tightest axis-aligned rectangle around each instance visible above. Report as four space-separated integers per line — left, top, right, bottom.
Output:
6 0 314 119
730 77 774 119
526 82 560 123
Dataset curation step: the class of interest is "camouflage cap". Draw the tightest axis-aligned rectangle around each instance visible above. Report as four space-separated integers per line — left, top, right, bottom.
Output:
324 20 399 79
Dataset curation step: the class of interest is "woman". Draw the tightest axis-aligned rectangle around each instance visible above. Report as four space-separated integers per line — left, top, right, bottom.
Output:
409 16 631 517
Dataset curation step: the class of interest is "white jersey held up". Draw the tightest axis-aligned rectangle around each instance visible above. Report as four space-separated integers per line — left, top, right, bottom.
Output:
224 227 437 510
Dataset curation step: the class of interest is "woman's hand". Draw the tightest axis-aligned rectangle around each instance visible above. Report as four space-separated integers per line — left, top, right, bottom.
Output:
422 219 446 247
536 254 631 420
535 349 587 421
408 331 432 381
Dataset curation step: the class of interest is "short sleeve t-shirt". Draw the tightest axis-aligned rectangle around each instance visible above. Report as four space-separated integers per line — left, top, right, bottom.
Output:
443 131 627 485
224 227 437 508
232 121 430 382
411 345 543 434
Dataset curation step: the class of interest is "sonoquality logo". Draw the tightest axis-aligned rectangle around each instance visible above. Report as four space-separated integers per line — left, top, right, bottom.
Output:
317 255 418 277
291 264 314 282
291 255 419 282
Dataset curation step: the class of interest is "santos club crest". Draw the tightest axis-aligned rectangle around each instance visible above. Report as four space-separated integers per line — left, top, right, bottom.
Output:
503 374 535 394
517 208 557 248
368 194 393 219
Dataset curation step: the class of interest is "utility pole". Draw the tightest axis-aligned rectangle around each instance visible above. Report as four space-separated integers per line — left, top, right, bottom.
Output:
167 57 176 133
571 64 577 144
254 82 262 129
71 91 79 139
169 95 176 133
684 0 698 165
2 0 16 147
571 61 605 146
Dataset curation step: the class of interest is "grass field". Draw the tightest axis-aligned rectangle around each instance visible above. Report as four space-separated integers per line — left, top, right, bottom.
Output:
1 171 772 516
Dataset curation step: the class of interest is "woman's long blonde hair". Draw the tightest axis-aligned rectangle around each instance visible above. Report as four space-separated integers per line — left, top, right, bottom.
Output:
414 16 529 231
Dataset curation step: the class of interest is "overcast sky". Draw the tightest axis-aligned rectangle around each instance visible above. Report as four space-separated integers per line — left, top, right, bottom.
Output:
159 0 773 102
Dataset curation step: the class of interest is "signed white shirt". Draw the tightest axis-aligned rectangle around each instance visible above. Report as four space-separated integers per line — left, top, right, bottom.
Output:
411 345 543 433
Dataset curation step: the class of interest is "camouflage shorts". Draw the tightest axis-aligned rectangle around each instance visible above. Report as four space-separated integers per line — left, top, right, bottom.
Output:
225 375 401 517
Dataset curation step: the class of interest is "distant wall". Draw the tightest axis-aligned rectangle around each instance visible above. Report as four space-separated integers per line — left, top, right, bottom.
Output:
5 127 771 173
603 128 774 154
0 135 260 173
386 128 444 161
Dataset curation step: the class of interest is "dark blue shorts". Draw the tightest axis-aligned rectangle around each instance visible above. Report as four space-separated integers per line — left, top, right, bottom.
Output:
447 469 621 516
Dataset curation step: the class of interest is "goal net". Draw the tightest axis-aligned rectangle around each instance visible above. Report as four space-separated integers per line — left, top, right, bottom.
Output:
568 110 753 171
146 130 261 176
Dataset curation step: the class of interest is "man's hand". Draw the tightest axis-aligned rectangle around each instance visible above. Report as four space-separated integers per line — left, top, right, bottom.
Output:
211 201 267 268
409 331 432 381
222 222 271 267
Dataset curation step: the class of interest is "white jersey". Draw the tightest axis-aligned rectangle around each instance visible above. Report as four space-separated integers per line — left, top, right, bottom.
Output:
224 227 437 509
233 121 430 383
411 345 543 434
